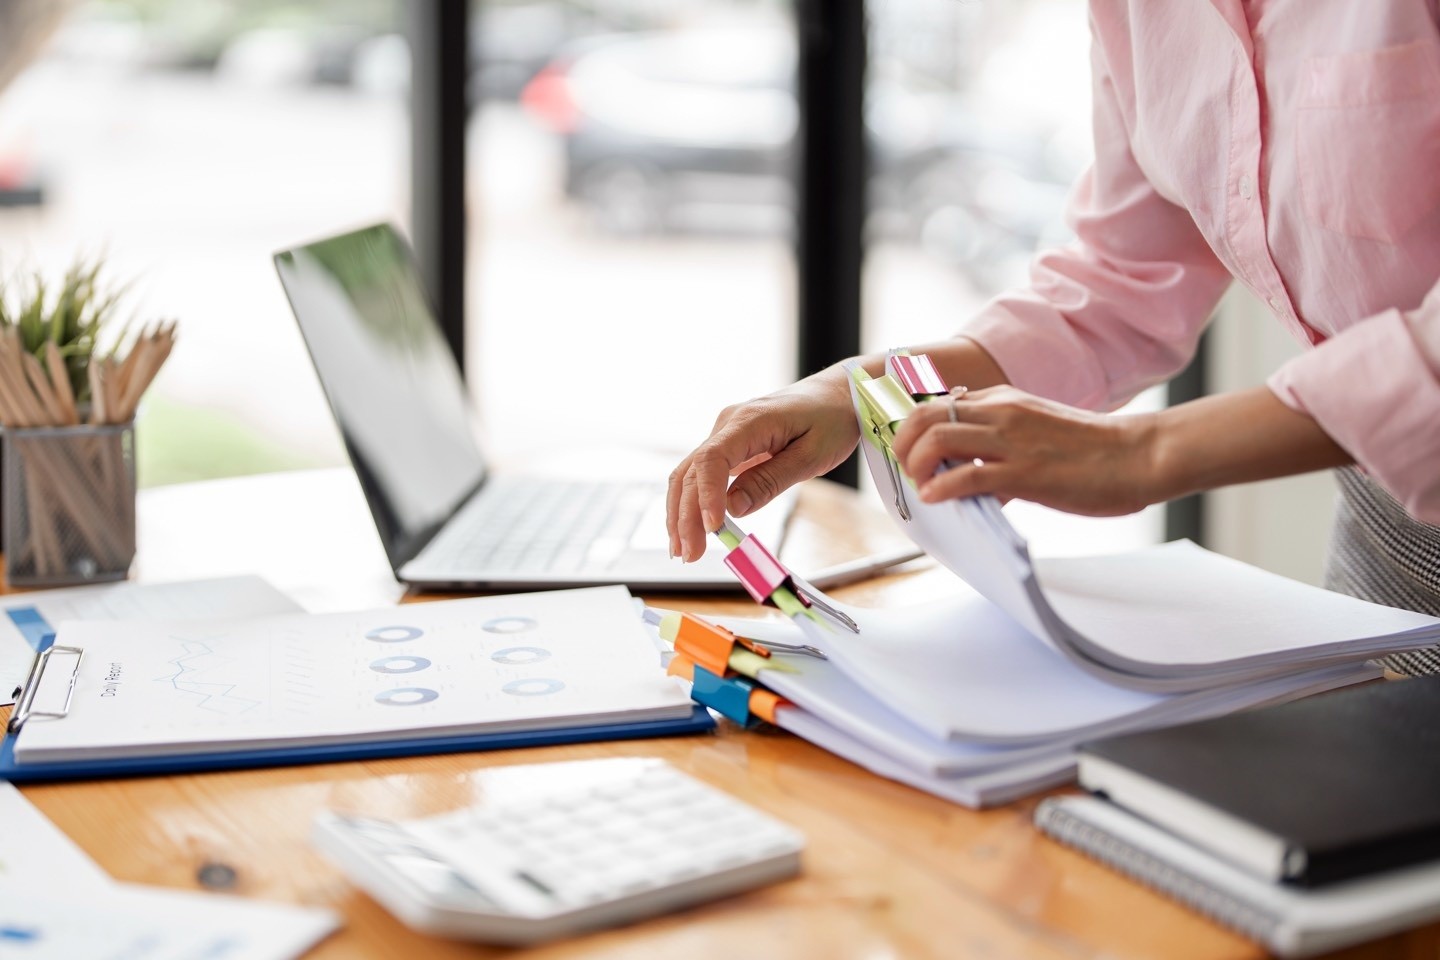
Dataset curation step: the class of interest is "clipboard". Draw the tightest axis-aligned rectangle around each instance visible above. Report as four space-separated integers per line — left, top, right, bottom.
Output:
0 706 715 784
1 626 715 784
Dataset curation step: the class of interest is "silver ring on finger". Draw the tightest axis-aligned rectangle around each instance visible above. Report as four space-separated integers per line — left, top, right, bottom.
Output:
947 385 969 424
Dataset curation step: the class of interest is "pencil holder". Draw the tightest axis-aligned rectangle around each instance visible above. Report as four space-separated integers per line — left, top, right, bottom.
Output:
3 422 136 586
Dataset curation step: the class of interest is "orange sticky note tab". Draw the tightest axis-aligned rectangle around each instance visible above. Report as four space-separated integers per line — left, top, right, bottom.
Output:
748 688 786 725
672 614 737 677
667 654 696 682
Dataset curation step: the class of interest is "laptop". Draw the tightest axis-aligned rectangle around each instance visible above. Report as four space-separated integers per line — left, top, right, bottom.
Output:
273 222 808 591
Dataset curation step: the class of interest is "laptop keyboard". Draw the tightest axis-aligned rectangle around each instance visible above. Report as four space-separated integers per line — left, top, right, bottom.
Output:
423 478 665 575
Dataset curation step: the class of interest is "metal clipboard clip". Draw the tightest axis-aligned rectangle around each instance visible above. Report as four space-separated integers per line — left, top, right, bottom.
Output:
7 644 84 735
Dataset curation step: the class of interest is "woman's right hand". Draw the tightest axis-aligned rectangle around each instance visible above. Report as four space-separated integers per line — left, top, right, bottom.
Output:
666 368 860 562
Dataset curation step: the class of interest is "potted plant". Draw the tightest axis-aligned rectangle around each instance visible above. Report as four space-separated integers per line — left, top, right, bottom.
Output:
0 257 175 585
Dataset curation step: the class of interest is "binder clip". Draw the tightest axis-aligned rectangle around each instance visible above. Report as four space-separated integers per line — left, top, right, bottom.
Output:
853 369 918 522
887 351 949 400
654 611 825 671
667 656 788 729
712 519 858 633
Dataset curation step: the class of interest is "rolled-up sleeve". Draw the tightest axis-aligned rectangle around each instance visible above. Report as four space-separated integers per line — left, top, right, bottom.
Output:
1268 281 1440 524
961 27 1233 412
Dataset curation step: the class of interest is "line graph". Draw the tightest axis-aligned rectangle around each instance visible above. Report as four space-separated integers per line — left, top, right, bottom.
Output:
153 639 264 716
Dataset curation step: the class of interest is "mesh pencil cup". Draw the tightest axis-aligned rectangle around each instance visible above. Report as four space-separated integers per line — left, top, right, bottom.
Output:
3 422 136 586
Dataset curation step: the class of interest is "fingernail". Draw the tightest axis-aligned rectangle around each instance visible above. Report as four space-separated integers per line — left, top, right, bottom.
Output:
701 509 719 533
678 536 689 561
730 490 753 516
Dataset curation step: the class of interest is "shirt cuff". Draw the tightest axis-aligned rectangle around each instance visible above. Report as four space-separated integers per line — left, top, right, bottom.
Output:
959 296 1109 410
1268 308 1440 524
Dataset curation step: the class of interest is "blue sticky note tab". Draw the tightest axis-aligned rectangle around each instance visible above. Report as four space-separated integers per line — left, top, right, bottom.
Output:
690 664 755 726
6 607 56 653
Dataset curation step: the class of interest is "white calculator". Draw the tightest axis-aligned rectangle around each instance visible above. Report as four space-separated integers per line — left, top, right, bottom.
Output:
312 761 804 945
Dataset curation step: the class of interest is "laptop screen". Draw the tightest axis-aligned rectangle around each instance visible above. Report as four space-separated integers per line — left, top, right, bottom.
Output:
275 223 488 569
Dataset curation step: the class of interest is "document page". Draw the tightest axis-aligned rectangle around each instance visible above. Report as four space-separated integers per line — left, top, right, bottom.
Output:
0 781 109 888
0 576 303 706
1034 541 1440 669
0 883 338 960
16 585 691 763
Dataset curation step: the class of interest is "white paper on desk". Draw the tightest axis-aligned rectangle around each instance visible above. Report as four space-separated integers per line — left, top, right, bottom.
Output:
773 708 1076 809
722 605 1378 748
16 586 692 764
0 781 109 888
0 881 338 960
0 576 303 707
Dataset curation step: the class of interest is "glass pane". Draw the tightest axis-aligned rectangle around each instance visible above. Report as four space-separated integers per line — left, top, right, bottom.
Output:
865 0 1164 552
0 0 407 486
467 1 796 469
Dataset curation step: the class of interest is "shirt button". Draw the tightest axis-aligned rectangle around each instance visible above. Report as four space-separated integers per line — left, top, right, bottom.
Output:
1239 175 1254 200
1267 296 1282 310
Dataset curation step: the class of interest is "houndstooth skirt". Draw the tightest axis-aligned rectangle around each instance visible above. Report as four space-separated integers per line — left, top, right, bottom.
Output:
1325 466 1440 676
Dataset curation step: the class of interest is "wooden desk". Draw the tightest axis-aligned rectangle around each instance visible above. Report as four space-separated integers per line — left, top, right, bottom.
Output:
7 471 1430 959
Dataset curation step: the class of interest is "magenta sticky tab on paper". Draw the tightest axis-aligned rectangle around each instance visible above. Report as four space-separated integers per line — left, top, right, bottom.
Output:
724 535 795 606
890 353 948 398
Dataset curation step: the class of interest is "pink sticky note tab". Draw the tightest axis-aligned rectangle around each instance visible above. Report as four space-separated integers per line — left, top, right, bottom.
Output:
724 535 790 605
890 353 948 397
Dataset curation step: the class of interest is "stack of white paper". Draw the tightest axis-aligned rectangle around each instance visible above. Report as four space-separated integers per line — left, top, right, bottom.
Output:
712 599 1376 808
669 372 1440 807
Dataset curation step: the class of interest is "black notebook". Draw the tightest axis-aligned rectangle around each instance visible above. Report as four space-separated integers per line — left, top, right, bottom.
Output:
1077 676 1440 887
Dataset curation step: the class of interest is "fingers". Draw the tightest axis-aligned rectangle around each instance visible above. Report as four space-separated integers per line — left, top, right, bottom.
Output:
899 423 1005 483
665 454 692 558
725 437 818 518
916 460 1013 503
890 393 998 463
673 422 775 562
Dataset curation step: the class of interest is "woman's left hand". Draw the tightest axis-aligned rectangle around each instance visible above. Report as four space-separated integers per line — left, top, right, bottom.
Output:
889 386 1161 517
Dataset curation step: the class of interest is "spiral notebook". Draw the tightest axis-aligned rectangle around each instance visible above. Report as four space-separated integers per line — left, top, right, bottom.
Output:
1035 795 1440 958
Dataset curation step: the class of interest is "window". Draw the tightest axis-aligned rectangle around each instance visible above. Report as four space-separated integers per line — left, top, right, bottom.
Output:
864 0 1165 553
466 0 798 466
0 0 406 486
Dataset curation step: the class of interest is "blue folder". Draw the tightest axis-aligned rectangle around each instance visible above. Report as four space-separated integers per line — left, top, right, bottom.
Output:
0 706 715 784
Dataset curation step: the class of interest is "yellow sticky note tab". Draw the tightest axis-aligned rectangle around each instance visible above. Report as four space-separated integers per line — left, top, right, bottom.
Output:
727 648 798 679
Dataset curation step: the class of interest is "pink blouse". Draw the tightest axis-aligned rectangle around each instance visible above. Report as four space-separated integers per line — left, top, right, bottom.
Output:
961 0 1440 522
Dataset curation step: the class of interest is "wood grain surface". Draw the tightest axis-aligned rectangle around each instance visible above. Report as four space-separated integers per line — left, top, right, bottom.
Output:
6 470 1432 958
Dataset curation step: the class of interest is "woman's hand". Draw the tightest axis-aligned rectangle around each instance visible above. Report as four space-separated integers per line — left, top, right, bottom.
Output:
890 386 1162 516
666 370 860 562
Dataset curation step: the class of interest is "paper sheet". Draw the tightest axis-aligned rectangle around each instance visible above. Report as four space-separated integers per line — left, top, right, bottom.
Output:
0 576 303 707
849 372 1440 687
774 708 1077 809
16 586 691 763
0 882 338 960
0 781 109 888
723 605 1377 748
1034 541 1440 672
